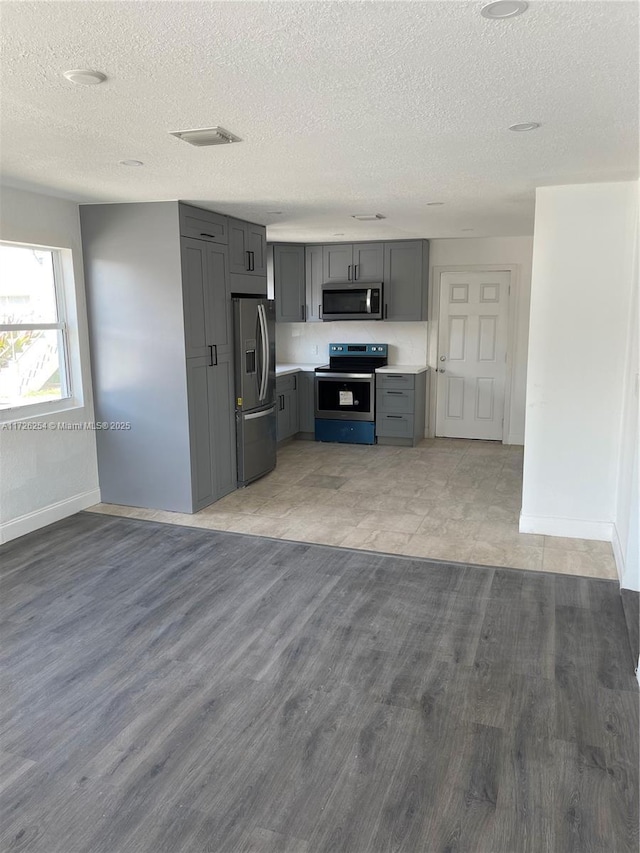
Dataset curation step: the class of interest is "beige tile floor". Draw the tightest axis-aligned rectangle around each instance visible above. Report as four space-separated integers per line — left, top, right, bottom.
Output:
90 438 618 579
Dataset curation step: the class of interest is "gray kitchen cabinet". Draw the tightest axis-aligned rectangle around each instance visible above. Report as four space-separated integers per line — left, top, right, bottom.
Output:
187 350 236 510
228 217 267 276
376 371 427 446
276 373 299 441
322 244 352 283
352 243 384 281
305 245 323 322
182 238 232 359
80 200 237 514
297 370 316 436
322 242 384 284
273 244 305 323
383 241 429 321
179 203 227 244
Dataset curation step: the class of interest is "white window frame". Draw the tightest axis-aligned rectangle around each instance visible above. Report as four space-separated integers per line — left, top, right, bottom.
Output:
0 241 78 420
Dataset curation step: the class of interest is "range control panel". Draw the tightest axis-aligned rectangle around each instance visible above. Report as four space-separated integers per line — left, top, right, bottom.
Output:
329 343 388 357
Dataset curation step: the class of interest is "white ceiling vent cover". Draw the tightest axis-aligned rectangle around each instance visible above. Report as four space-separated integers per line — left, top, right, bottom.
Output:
169 126 242 147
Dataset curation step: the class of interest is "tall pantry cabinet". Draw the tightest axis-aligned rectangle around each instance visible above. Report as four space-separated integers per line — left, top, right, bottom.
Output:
80 201 239 513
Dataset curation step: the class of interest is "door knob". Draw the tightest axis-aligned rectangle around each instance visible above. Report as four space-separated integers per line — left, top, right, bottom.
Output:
439 355 446 362
438 368 446 373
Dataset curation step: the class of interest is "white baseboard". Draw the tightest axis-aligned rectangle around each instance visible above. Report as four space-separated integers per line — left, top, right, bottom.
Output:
507 432 524 446
611 523 625 585
0 489 101 545
519 513 614 542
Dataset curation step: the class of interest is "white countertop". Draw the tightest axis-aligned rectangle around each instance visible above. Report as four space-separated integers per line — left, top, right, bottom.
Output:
375 364 429 374
275 363 320 377
276 363 429 376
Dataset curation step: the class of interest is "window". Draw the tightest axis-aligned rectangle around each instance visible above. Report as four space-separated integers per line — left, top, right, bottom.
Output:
0 243 71 411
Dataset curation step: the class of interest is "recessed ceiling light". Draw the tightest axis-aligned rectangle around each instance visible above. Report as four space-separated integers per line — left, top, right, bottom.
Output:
426 202 445 206
351 214 385 221
461 228 474 232
63 69 107 86
267 211 282 215
118 159 144 167
333 233 345 236
169 126 241 146
481 1 528 19
508 122 541 132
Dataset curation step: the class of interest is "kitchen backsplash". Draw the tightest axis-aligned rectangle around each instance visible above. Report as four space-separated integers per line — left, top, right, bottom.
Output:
276 321 429 365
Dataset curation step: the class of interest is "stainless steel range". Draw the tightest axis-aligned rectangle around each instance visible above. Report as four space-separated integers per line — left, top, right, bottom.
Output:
314 343 388 445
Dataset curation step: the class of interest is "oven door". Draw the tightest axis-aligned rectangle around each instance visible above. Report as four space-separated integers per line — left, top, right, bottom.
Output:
315 372 375 421
321 284 382 321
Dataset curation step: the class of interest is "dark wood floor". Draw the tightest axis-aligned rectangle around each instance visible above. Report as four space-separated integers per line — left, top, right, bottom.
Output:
1 512 638 853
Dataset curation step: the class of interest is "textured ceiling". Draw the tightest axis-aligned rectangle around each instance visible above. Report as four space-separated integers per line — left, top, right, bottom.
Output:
1 1 638 240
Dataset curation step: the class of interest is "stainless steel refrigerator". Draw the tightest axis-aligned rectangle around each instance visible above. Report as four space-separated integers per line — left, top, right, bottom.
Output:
233 296 276 487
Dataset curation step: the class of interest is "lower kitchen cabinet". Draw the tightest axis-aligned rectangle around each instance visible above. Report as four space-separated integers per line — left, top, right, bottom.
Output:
376 371 427 446
297 371 316 436
187 353 237 510
276 373 299 441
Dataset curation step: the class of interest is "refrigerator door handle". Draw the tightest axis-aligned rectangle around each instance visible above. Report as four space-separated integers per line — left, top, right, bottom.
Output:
257 302 269 402
244 405 275 421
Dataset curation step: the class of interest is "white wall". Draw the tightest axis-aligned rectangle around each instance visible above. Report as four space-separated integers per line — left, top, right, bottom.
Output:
0 186 100 542
276 320 428 366
613 191 639 590
429 236 533 444
521 181 638 545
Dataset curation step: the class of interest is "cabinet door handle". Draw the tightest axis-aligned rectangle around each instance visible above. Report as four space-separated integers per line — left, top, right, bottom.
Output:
387 391 403 395
245 250 251 271
354 264 359 280
347 264 352 281
209 344 217 366
387 415 402 419
384 303 388 319
250 251 255 271
200 232 217 239
318 303 322 320
301 304 306 321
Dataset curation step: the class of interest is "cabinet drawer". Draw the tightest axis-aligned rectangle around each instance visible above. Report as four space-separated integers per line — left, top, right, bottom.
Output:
376 413 414 439
180 205 228 244
276 373 297 393
376 388 415 414
376 372 415 391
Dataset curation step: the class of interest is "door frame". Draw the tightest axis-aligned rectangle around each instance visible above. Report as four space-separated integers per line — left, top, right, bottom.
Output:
428 264 520 444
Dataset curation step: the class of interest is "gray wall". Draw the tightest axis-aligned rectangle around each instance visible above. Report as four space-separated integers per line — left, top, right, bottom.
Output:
81 202 193 512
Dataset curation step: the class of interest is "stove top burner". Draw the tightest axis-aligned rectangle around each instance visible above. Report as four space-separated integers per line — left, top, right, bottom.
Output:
316 342 389 373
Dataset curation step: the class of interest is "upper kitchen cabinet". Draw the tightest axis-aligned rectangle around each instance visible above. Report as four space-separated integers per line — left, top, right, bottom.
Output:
322 243 384 284
305 245 323 322
383 240 429 321
179 203 227 244
182 238 232 358
273 244 305 323
228 217 267 277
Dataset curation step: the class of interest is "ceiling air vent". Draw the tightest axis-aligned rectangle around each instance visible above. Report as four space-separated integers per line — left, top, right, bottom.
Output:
169 126 242 147
351 213 386 221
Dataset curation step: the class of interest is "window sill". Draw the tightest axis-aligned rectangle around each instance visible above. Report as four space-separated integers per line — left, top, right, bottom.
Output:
0 397 87 425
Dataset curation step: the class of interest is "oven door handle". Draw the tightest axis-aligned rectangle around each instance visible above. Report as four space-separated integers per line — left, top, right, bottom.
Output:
366 289 372 314
316 372 374 380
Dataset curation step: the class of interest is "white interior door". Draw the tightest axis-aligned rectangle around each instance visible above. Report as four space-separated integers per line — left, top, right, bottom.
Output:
436 271 510 440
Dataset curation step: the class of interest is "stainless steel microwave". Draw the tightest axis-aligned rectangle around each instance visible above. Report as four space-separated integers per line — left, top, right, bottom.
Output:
321 282 383 321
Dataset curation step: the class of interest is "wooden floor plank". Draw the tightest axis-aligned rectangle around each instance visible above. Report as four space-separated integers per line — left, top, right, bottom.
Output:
0 512 637 853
